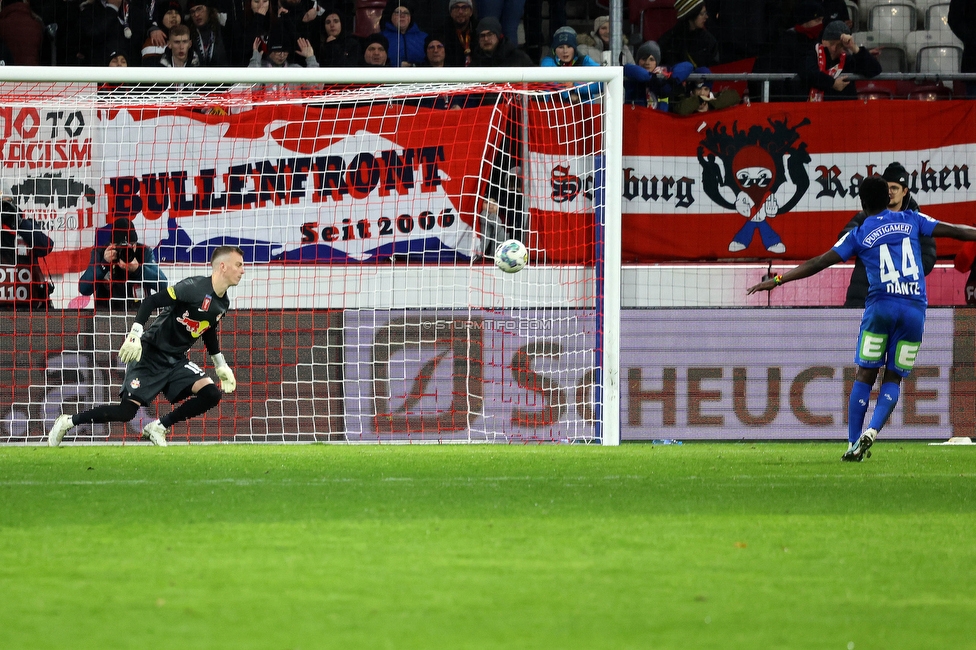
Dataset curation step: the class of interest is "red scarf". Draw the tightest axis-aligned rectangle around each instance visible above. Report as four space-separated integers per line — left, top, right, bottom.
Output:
809 43 846 102
794 22 823 41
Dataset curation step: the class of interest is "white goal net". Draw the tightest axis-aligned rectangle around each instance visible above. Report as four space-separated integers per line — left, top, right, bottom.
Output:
0 66 622 445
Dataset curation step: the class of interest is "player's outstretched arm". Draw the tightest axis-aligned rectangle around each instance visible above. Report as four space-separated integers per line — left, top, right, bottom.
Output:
933 222 976 241
747 250 843 294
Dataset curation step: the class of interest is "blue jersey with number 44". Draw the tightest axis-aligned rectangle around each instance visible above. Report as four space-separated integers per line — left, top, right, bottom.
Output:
832 209 939 307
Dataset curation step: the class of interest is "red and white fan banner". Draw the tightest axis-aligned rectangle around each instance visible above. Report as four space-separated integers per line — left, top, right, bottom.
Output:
525 100 976 262
98 103 499 265
523 101 603 263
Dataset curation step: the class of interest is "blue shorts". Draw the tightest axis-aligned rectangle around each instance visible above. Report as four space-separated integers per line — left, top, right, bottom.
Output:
855 298 926 377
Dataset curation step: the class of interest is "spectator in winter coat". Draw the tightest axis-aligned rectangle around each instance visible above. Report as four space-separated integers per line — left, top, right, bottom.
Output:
186 0 230 66
361 32 390 67
624 40 693 111
240 0 275 65
249 27 318 67
471 16 532 67
69 0 128 66
142 0 184 66
753 0 825 101
318 8 360 67
576 15 634 66
380 0 427 67
659 0 719 68
158 23 201 66
801 19 881 101
443 0 477 67
541 26 601 102
420 33 447 67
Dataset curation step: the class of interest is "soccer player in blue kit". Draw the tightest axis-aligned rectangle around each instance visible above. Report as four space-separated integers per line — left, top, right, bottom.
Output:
48 246 245 447
748 176 976 461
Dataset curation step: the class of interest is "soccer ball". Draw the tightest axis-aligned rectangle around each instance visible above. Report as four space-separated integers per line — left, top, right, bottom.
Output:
494 239 528 273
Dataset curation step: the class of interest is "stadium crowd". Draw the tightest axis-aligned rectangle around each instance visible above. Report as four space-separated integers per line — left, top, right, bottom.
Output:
0 0 971 105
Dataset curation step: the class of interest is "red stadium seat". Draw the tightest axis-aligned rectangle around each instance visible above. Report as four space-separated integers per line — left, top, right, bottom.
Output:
907 83 953 100
634 0 677 44
856 81 896 100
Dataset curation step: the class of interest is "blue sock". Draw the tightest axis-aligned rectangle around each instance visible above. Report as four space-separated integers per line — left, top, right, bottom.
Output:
868 381 901 432
848 381 872 444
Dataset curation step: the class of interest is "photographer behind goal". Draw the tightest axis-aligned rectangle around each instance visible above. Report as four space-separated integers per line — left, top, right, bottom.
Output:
0 191 54 311
78 217 168 312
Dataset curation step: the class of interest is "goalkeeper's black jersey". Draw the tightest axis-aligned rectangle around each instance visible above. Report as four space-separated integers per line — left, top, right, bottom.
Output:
143 275 230 358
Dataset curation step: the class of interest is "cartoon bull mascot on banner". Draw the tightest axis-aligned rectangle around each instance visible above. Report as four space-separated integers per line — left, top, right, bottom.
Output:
697 118 811 254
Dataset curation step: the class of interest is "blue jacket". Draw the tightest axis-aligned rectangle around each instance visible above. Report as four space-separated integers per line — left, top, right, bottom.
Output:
381 22 428 66
541 53 601 101
623 61 693 111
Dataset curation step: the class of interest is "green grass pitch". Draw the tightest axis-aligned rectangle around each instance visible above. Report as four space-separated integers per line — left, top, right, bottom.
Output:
2 442 974 650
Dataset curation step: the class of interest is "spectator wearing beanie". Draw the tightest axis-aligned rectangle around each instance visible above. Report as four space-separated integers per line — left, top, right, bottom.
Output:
143 0 184 66
624 40 693 111
838 162 936 307
361 32 390 66
542 26 601 102
802 19 882 100
444 0 478 67
471 16 532 66
576 15 635 66
249 24 318 67
420 33 447 67
541 26 598 67
658 0 718 68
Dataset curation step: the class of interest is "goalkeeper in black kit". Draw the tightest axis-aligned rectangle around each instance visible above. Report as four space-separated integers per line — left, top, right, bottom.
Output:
48 246 245 447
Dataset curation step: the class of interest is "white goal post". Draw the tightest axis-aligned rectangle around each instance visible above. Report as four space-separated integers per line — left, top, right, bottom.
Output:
0 65 622 445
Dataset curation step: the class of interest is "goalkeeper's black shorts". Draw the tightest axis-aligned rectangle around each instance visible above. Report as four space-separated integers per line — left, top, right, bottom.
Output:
120 344 208 405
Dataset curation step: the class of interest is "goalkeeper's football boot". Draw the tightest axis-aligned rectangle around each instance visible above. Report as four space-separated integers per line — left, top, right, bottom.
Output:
142 420 168 447
48 414 75 447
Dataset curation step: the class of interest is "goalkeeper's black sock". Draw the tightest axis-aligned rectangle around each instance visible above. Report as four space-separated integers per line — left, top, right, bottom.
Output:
74 400 140 425
161 384 221 427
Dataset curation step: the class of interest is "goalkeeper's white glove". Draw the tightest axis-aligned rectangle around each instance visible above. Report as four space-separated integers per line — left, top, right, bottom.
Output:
119 323 144 363
211 353 236 393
